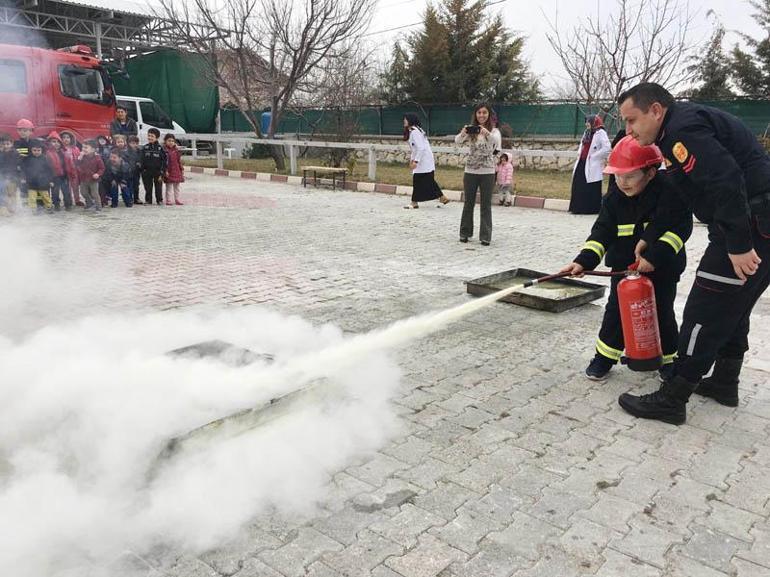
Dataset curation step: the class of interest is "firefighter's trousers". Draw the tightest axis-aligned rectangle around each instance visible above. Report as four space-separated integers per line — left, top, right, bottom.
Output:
675 217 770 383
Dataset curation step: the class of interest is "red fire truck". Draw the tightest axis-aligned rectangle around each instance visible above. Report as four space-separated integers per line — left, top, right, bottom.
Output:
0 43 116 140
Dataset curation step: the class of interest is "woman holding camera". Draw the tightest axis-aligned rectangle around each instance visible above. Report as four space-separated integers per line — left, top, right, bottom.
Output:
455 104 502 245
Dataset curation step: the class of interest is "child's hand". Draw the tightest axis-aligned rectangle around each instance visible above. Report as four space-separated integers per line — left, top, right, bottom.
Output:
634 239 648 260
636 257 655 273
92 173 99 180
560 262 584 277
409 160 417 170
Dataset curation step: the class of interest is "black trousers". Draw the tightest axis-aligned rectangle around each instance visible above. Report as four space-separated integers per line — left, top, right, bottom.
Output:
142 172 163 204
675 217 770 382
131 175 141 203
595 273 680 365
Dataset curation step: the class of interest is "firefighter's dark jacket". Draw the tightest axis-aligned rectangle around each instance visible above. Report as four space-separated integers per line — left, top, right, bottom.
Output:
656 102 770 255
573 172 692 277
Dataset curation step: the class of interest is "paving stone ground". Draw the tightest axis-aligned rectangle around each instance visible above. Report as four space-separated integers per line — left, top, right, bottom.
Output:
8 174 770 577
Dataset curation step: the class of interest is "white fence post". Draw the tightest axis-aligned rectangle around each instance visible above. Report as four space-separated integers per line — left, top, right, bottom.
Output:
216 141 223 170
368 147 376 181
191 138 198 159
215 110 223 170
289 144 297 175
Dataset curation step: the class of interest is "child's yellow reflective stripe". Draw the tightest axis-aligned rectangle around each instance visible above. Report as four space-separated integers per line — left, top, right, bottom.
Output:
596 338 623 361
583 240 605 259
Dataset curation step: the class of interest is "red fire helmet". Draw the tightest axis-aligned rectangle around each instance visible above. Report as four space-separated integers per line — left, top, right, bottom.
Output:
16 118 35 130
604 135 664 175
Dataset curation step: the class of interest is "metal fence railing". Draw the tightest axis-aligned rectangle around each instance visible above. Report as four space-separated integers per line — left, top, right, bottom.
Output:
184 133 577 180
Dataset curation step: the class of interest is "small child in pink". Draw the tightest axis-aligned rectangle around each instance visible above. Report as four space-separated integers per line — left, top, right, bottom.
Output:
496 152 514 206
163 133 184 206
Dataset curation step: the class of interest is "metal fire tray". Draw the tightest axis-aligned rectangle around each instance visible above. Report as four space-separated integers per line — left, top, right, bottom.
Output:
466 268 606 313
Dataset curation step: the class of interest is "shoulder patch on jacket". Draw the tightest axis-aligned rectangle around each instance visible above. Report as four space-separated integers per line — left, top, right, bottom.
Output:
672 142 688 163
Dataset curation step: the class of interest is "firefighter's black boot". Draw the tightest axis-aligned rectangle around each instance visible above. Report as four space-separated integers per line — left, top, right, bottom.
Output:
694 357 742 407
617 375 695 425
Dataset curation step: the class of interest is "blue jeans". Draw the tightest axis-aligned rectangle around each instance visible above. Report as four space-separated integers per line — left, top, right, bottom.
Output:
110 183 133 207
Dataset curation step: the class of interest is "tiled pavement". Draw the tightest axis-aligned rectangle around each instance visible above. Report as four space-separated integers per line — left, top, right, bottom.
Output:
7 174 770 577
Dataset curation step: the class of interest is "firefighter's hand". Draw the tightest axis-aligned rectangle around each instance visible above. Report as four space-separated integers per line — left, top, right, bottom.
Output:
636 257 655 273
560 262 584 277
729 249 762 281
634 239 648 260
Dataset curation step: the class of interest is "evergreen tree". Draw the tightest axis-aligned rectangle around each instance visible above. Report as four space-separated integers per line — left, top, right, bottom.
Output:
382 0 540 104
687 24 734 99
732 0 770 96
408 6 452 102
380 43 412 104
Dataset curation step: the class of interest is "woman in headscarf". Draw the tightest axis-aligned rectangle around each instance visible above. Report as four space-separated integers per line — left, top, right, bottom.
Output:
569 115 611 215
403 113 448 208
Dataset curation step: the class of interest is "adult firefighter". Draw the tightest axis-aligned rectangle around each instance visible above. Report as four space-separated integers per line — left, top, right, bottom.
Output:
616 82 770 425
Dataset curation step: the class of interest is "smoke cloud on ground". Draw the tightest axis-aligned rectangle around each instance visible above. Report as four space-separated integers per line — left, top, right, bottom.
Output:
0 224 402 577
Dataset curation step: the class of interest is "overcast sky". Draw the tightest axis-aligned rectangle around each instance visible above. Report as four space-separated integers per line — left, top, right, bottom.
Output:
368 0 763 95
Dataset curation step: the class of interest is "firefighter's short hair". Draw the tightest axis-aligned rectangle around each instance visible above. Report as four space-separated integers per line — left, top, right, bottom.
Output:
618 83 675 112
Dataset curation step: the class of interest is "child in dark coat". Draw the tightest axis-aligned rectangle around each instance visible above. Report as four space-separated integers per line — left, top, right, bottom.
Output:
22 139 54 212
140 128 166 205
126 135 142 204
102 149 132 208
0 133 20 215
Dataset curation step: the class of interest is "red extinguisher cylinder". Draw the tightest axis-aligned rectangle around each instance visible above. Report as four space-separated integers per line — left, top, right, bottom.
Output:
617 273 663 371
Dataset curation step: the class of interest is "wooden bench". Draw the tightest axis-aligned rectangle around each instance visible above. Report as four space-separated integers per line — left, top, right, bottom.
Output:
302 166 348 191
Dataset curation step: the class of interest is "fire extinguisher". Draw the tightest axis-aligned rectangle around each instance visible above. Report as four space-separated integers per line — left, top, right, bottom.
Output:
617 268 663 371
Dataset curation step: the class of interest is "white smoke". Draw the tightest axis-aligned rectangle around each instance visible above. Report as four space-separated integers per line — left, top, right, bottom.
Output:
0 223 403 577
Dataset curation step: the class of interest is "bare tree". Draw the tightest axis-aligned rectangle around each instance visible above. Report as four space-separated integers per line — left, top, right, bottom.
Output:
546 0 698 115
156 0 375 169
295 43 380 167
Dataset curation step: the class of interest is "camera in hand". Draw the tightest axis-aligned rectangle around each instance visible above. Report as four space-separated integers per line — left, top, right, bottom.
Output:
465 125 481 135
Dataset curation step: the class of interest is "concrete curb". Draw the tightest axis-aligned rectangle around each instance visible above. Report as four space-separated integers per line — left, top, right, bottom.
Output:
183 165 569 212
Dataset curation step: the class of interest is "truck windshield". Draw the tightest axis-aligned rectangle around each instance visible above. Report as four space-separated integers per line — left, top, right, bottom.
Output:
59 65 114 105
140 101 173 129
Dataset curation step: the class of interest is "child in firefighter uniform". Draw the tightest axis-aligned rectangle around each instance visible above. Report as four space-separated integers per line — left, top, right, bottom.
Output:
561 136 692 381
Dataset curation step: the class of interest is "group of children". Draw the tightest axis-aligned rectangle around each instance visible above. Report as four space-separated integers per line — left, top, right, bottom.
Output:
0 119 184 215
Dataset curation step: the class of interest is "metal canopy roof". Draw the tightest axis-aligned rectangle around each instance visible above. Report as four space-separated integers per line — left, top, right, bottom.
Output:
0 0 222 57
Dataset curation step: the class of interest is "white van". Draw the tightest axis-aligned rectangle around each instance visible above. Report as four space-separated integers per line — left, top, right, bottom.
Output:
116 95 186 144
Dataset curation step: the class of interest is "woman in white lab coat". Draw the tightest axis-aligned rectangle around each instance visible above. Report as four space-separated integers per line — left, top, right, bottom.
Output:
569 115 611 214
403 113 448 208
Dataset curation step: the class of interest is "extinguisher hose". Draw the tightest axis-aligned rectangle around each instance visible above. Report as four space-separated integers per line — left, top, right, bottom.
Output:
524 269 630 288
580 270 630 278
